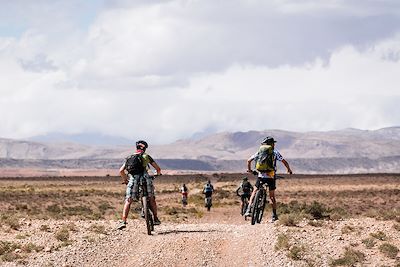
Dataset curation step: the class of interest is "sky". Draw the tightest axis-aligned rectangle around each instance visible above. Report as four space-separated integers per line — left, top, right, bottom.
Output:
1 0 400 144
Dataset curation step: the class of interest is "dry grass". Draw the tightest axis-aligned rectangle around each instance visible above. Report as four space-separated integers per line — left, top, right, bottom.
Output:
0 174 399 224
379 243 399 259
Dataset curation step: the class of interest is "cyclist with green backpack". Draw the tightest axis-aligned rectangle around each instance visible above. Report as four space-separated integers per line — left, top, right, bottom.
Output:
244 136 292 222
116 140 162 230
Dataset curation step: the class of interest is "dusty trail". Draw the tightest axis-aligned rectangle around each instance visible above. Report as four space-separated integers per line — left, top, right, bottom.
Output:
22 208 294 267
3 207 399 267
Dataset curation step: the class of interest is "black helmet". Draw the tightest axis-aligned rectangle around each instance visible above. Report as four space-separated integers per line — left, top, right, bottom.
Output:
243 176 248 181
136 140 148 150
261 136 276 145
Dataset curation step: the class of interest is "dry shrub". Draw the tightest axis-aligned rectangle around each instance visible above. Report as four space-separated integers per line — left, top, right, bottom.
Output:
379 243 399 259
0 241 21 262
370 231 387 241
341 225 357 234
362 237 376 249
279 213 300 226
330 247 365 266
88 224 107 235
54 228 69 242
275 233 290 251
308 220 323 227
0 215 20 230
393 223 400 231
21 242 43 253
288 245 306 261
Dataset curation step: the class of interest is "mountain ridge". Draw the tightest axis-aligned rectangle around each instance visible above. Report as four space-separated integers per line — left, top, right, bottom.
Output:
1 127 400 173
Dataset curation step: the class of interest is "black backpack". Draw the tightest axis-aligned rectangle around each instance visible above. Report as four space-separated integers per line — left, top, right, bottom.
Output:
125 153 145 175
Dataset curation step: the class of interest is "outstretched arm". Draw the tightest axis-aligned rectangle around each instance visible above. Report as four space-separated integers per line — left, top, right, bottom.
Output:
150 161 162 175
282 159 293 174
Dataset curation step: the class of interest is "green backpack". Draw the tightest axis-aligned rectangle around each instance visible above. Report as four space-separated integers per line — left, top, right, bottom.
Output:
255 145 275 172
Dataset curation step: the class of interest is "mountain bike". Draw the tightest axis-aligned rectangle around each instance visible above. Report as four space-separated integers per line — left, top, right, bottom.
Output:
239 194 250 219
247 171 268 225
205 195 212 211
138 175 154 235
182 193 188 207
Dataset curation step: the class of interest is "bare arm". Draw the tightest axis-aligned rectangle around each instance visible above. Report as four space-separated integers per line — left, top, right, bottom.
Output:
150 161 162 175
247 158 254 172
282 159 293 174
119 163 128 184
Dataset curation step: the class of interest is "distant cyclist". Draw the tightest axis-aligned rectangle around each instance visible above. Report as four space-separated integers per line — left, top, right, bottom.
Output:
181 183 188 206
203 180 214 207
117 140 162 230
236 176 253 215
245 136 292 222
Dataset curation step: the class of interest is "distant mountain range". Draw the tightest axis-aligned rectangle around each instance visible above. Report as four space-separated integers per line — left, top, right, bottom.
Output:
1 127 400 174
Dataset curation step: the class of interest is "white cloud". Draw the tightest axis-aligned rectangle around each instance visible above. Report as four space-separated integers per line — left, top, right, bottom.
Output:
0 0 400 144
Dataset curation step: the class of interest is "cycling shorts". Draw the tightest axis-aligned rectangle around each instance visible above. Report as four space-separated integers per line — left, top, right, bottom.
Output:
204 191 212 198
255 177 276 191
125 173 155 200
241 193 251 201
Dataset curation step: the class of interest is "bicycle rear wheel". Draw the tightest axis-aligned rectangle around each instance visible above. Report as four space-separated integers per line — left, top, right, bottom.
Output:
256 190 266 223
142 196 152 235
251 190 262 225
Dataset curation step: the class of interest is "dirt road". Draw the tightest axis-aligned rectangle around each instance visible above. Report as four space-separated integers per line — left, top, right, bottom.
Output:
27 219 291 267
3 206 399 267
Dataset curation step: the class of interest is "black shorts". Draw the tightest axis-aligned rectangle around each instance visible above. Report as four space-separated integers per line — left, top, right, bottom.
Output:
255 177 276 191
241 193 251 201
205 192 212 198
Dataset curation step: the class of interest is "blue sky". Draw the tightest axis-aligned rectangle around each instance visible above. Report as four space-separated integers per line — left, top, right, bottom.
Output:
1 0 400 144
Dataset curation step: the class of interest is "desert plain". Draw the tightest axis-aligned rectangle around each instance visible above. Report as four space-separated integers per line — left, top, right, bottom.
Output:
0 173 399 266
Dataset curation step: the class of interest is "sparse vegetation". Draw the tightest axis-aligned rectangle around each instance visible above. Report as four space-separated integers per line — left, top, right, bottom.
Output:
341 225 357 234
275 233 290 251
288 245 306 261
362 237 376 249
88 224 107 235
0 240 21 262
54 228 70 242
370 231 387 241
279 213 301 226
379 243 399 259
330 247 365 266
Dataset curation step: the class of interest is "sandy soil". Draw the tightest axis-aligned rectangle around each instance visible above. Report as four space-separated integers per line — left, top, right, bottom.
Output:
1 208 400 267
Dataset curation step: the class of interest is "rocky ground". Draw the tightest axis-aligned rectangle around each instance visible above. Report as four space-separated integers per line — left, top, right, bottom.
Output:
1 209 399 267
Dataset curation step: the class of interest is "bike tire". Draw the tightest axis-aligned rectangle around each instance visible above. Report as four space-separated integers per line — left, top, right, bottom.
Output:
256 190 266 223
243 198 249 220
142 196 152 235
251 190 262 225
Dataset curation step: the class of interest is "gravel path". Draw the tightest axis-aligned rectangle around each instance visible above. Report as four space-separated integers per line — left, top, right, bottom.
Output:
1 212 399 266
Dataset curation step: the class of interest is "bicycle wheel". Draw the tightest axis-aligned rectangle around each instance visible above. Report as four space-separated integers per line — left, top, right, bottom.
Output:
241 198 247 215
243 198 248 220
251 190 262 225
256 190 266 223
142 196 152 235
